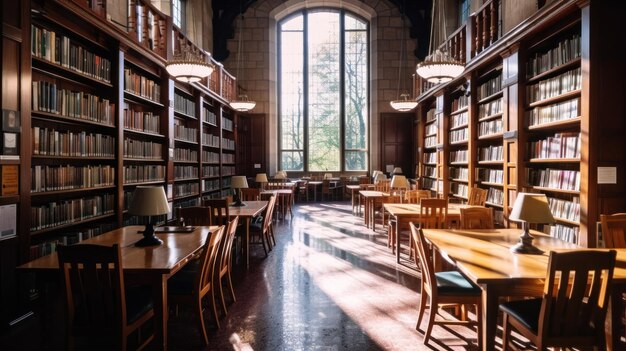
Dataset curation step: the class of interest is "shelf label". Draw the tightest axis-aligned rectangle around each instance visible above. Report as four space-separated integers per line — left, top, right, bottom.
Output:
503 130 517 140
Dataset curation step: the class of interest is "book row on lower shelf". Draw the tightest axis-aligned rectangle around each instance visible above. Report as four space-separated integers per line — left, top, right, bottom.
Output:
32 127 116 157
31 164 115 192
528 132 580 159
527 98 579 126
32 81 115 124
526 168 580 191
123 138 163 159
30 194 116 231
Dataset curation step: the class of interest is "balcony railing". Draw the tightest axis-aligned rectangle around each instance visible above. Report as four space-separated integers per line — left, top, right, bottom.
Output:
470 0 501 58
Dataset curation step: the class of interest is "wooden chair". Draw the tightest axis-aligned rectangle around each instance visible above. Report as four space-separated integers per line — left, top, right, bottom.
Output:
467 186 487 206
420 198 448 229
409 223 482 348
168 226 225 344
215 216 239 315
296 180 309 202
177 206 212 226
249 195 277 255
240 188 260 201
404 189 431 204
601 213 626 248
321 179 337 201
374 179 390 192
499 250 617 351
459 207 494 229
202 199 230 226
57 244 155 351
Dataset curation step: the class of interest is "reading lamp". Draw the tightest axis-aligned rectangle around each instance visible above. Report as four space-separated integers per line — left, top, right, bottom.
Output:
374 172 387 184
392 167 403 175
274 170 287 181
323 173 333 180
128 186 170 247
231 176 249 207
390 175 409 198
509 193 555 255
255 173 268 190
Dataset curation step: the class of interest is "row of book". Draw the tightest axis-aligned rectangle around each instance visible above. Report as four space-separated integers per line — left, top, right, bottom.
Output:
123 165 165 183
173 182 200 198
478 119 503 137
222 154 235 164
425 135 437 148
123 138 163 159
527 68 581 103
203 106 217 125
203 165 220 177
477 74 502 100
174 92 197 117
222 166 236 176
527 34 581 78
173 123 198 143
223 138 235 150
550 224 579 244
424 152 437 164
527 98 579 127
451 95 469 112
31 165 115 192
124 68 161 102
450 150 468 163
32 81 115 125
450 111 468 129
450 183 468 198
478 97 503 119
425 122 437 136
222 116 234 131
30 194 115 231
477 168 503 184
222 177 232 188
479 145 503 162
528 132 581 159
123 105 161 134
202 133 220 148
423 165 437 178
174 165 199 180
449 128 468 143
426 109 436 123
449 166 468 180
29 223 115 260
202 179 221 193
423 178 437 191
173 148 198 162
526 168 580 191
486 187 504 206
32 127 115 157
548 196 580 222
31 24 112 83
202 151 220 163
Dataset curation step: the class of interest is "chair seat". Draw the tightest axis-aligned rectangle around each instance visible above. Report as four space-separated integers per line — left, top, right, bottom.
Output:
125 285 154 324
435 271 481 295
499 297 542 333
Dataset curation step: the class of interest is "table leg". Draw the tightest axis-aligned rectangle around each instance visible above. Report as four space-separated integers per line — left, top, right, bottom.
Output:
364 197 369 228
245 217 250 269
396 215 401 264
481 285 499 351
152 276 168 350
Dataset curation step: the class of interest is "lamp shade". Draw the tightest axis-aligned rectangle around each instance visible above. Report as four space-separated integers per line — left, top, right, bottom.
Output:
324 173 333 180
231 176 249 189
372 170 381 178
390 93 418 112
374 173 387 183
255 173 268 183
393 167 403 174
509 193 555 224
165 60 214 83
128 186 170 216
390 175 409 189
274 171 286 179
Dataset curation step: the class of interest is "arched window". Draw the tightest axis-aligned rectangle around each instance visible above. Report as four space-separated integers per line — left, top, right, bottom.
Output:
279 9 369 172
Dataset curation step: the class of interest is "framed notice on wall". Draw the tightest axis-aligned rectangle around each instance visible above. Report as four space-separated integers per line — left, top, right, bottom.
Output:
2 109 20 132
1 165 18 195
0 204 17 240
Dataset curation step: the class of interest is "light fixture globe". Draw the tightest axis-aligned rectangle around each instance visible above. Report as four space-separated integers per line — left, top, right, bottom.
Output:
416 49 464 84
390 93 418 111
165 59 214 83
229 94 256 112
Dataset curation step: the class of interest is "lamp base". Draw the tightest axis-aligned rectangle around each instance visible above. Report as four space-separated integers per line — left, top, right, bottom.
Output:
510 231 544 255
230 200 246 207
136 223 163 247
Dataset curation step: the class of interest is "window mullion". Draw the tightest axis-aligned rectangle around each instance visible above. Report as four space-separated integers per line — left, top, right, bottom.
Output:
339 10 346 173
303 10 309 173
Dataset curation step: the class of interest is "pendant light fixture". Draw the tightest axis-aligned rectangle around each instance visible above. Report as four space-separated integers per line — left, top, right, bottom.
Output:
390 1 418 112
229 4 256 112
415 0 464 84
166 4 214 83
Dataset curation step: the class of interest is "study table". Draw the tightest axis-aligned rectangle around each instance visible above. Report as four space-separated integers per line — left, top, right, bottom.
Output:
384 202 471 263
17 225 220 350
229 200 268 269
421 228 626 351
261 189 293 220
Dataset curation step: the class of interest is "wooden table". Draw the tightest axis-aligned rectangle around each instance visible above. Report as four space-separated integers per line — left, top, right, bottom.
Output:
421 228 626 351
384 202 471 263
17 225 219 350
261 189 293 220
347 184 373 215
359 190 389 229
230 200 268 269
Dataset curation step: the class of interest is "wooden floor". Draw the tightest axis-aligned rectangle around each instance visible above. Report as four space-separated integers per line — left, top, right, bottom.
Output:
167 201 481 350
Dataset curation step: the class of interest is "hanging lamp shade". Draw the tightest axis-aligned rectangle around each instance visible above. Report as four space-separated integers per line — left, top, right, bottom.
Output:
416 49 464 84
229 94 257 112
166 58 214 83
390 93 418 111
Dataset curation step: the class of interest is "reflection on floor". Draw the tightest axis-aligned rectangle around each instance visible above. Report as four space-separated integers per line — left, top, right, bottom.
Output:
167 202 480 350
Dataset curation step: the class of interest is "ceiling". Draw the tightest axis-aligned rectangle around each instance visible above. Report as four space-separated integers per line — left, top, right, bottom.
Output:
211 0 432 61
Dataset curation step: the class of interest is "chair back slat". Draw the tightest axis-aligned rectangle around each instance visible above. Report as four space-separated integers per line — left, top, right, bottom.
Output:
419 198 448 229
601 213 626 248
410 224 436 297
202 199 230 225
263 195 277 233
219 216 239 273
198 226 225 291
468 187 487 206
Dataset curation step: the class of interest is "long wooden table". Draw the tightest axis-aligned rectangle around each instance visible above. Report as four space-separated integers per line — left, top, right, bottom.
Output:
422 228 626 351
230 200 268 269
17 225 220 350
384 202 471 263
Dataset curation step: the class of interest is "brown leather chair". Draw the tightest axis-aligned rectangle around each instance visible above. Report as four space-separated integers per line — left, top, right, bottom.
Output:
57 244 155 351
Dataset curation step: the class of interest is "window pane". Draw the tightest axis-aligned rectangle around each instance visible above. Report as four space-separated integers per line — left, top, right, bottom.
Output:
282 15 303 31
344 25 368 171
281 151 304 171
345 151 368 171
345 13 366 30
308 12 340 172
280 24 304 170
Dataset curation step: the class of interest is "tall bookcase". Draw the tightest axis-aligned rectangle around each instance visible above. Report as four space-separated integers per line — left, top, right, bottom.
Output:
413 0 626 248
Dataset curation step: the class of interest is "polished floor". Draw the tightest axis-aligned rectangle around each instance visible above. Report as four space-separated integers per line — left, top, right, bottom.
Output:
168 201 481 351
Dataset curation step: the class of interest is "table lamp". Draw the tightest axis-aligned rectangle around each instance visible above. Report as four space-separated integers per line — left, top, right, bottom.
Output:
509 193 555 254
255 173 268 190
231 176 249 207
128 186 170 247
392 167 403 175
324 173 333 180
374 172 387 184
390 175 409 197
